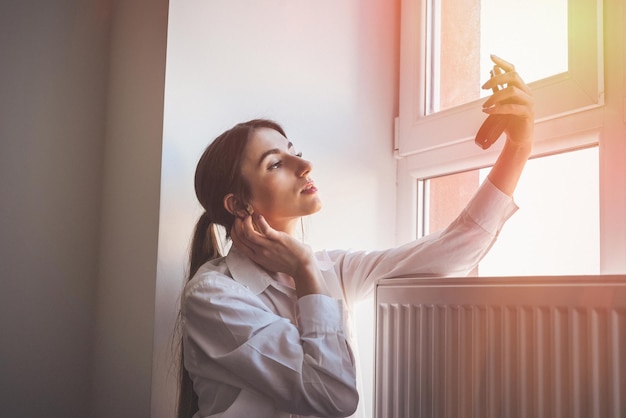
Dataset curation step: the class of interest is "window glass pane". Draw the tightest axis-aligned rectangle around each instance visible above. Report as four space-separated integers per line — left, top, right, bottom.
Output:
423 146 599 276
428 0 568 114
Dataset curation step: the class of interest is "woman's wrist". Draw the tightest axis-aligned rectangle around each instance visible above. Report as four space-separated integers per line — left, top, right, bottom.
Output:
505 136 533 154
292 258 330 298
487 136 533 196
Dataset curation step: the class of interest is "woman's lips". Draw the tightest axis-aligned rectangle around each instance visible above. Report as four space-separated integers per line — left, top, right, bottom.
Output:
301 181 318 194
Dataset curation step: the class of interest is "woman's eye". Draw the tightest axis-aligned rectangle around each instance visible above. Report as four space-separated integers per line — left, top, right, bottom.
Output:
268 152 301 169
268 161 282 170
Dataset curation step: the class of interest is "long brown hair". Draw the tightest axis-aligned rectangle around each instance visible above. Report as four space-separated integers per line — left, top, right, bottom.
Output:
177 119 287 418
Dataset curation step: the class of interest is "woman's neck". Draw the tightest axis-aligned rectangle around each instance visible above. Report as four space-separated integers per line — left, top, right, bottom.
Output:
265 216 300 237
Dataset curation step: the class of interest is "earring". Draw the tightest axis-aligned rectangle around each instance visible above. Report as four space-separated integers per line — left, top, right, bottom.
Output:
236 202 254 218
244 203 254 216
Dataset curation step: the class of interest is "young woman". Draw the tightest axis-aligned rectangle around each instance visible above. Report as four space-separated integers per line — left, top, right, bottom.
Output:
177 56 534 418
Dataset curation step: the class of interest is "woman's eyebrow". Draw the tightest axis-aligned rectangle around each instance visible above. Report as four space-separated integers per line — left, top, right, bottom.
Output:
257 142 294 166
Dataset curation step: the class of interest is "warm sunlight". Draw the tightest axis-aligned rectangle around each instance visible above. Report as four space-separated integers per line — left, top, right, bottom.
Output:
431 0 569 112
480 0 568 85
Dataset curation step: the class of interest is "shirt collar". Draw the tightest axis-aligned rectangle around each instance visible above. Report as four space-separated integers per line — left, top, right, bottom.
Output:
224 246 336 296
225 246 274 295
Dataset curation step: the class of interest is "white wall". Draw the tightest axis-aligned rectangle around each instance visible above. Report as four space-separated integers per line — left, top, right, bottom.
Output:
152 1 400 416
0 1 110 416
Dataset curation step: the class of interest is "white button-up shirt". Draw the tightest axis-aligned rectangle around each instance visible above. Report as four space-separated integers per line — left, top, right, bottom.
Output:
181 179 518 418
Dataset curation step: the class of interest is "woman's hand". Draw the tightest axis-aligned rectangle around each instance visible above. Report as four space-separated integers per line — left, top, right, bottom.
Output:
483 55 535 196
481 55 534 148
231 214 329 297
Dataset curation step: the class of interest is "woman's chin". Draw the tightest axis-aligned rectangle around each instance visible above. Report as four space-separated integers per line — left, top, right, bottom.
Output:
307 200 323 215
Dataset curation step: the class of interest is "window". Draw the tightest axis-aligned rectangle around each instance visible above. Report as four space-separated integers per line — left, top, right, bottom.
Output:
397 0 603 157
395 0 625 274
420 146 600 276
427 0 568 114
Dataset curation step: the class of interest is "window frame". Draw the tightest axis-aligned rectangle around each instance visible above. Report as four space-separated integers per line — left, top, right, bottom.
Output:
394 0 626 274
396 0 604 159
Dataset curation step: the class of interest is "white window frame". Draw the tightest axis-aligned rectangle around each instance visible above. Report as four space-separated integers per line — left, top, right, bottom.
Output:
394 0 626 274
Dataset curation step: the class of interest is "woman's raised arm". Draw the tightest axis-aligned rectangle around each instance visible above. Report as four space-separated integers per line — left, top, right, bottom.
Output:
482 55 535 196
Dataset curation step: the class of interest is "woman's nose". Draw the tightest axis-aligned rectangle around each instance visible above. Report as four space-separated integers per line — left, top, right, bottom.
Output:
295 157 312 177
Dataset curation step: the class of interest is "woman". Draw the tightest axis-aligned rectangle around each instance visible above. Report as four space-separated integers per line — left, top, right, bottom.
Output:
178 56 534 418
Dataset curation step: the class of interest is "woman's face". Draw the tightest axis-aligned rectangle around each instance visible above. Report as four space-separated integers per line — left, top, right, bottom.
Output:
239 127 322 231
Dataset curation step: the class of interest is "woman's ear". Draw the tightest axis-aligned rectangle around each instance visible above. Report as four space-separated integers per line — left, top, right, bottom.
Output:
223 193 238 216
223 194 253 218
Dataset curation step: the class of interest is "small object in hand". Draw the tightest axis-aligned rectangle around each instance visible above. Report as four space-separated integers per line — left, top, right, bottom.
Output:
475 114 509 149
475 69 510 150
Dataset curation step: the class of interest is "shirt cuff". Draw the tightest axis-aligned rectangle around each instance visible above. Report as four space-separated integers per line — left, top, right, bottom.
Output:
465 178 518 235
297 294 344 332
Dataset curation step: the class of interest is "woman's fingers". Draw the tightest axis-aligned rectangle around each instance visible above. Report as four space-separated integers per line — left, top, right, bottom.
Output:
478 56 535 146
490 54 515 73
251 213 274 237
482 70 531 96
232 215 284 255
482 56 531 96
230 213 314 277
482 57 534 119
231 218 258 257
482 85 533 114
234 215 263 246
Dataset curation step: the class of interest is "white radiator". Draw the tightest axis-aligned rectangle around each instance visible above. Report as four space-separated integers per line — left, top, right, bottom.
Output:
374 276 626 418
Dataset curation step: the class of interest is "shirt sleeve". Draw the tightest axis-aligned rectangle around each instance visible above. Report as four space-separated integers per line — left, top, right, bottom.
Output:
181 274 359 417
327 178 518 302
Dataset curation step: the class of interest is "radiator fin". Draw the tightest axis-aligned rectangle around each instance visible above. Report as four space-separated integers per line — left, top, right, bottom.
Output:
375 303 626 418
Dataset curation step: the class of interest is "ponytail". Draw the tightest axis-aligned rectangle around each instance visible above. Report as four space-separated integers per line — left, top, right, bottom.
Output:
177 363 198 418
188 212 221 279
178 212 223 418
